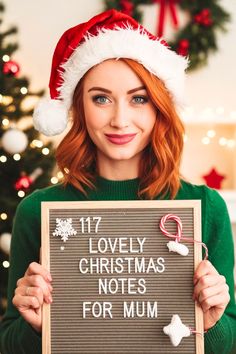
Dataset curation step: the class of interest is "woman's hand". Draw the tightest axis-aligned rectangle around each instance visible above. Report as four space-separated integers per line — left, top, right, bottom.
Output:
12 262 53 333
193 260 230 330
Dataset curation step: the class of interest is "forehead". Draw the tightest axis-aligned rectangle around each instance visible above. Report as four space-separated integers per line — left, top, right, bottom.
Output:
83 59 144 89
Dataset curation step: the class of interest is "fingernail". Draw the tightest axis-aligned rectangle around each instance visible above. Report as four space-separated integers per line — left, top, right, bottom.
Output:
48 296 53 303
47 274 52 282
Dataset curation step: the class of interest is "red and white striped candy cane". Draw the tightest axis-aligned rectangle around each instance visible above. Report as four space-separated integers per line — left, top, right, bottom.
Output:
159 214 182 242
159 214 208 260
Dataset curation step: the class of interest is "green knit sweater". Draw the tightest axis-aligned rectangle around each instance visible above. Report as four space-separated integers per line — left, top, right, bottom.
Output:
0 178 236 354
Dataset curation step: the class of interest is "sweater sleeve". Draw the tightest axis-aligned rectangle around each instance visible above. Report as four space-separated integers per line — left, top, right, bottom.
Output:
203 188 236 354
0 193 42 354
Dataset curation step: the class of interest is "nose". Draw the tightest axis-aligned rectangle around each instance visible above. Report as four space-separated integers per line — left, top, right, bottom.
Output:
110 101 129 129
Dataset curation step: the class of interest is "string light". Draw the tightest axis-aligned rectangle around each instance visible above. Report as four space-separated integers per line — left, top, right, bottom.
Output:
0 213 8 220
0 96 13 105
207 130 216 138
0 156 7 163
2 261 10 268
195 129 236 148
219 137 227 146
51 177 58 184
42 147 49 155
2 54 10 62
57 171 64 179
227 139 236 148
182 106 236 124
30 139 43 148
13 154 21 161
202 137 210 145
2 118 9 126
20 87 28 95
6 105 16 112
18 190 25 198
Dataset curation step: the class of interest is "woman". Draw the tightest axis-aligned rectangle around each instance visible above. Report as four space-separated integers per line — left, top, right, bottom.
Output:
0 9 235 354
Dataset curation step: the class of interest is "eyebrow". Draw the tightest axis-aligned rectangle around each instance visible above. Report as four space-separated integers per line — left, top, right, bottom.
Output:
88 86 146 94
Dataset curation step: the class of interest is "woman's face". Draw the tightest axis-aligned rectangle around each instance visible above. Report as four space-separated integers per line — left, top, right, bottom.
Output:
82 59 156 173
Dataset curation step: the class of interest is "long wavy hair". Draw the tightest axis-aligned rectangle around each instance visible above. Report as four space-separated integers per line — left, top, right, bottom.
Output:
56 58 185 199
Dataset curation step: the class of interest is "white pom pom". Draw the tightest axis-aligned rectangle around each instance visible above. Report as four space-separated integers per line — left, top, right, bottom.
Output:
33 98 68 136
167 241 189 256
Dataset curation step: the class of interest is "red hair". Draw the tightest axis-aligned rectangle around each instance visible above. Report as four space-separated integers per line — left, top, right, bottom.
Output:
56 59 185 199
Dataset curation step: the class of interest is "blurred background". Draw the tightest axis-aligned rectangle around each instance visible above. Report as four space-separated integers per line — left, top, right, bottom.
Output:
0 0 235 318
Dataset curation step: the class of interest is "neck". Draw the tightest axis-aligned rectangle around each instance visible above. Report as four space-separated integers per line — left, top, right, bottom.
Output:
97 155 140 181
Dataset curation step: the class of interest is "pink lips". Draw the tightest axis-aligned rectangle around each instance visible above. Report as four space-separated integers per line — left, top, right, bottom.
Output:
105 133 137 145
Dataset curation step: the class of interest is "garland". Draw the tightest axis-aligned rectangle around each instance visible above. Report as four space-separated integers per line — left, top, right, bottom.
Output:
104 0 230 71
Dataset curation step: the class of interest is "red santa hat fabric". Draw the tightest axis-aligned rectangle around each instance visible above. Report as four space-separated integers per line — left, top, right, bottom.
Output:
33 9 188 136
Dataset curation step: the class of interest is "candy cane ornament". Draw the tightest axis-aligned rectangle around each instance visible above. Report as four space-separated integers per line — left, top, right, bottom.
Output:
159 214 208 259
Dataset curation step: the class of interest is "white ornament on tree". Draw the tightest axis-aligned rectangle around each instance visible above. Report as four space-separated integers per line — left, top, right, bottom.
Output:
0 233 12 254
2 128 28 154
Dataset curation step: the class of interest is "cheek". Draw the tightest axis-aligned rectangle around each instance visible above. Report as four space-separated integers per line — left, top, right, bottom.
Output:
84 103 109 131
142 111 156 134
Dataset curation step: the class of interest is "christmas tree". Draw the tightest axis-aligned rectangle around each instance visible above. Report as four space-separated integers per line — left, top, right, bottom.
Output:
0 2 55 318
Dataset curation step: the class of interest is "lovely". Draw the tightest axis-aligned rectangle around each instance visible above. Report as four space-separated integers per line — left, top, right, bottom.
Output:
89 237 146 254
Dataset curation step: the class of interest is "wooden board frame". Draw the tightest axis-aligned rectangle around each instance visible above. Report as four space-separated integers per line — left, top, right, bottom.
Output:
42 200 204 354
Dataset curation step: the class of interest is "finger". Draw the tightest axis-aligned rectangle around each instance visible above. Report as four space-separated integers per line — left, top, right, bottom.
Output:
200 290 230 313
193 274 226 299
194 260 218 285
17 275 52 303
25 262 52 282
12 294 42 333
198 282 229 304
27 275 53 302
13 293 41 311
16 277 53 292
26 286 48 305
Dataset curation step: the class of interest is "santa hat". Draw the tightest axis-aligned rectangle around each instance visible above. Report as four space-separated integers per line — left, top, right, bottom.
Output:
33 9 188 136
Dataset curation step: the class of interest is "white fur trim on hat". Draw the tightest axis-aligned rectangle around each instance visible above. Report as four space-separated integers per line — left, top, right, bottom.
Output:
33 98 68 136
59 26 188 110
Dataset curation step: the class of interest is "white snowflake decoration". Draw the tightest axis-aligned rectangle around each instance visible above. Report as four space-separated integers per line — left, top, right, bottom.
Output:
53 218 77 242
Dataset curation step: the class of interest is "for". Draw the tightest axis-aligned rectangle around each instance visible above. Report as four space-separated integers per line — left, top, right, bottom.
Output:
83 301 113 318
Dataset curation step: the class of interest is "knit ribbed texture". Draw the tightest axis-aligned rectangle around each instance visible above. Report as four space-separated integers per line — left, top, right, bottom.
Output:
0 179 235 354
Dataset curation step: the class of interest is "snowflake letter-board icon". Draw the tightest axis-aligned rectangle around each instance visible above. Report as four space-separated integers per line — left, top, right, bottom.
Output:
53 218 77 242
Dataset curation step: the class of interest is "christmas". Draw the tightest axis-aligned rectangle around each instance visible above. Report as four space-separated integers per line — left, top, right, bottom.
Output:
78 256 165 274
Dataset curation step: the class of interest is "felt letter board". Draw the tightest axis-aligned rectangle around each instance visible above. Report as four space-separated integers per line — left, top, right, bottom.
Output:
42 200 204 354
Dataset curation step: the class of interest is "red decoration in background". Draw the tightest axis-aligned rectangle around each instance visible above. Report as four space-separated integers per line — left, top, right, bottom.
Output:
202 168 225 189
3 60 20 76
120 0 134 16
14 174 33 191
194 8 213 27
152 0 179 37
177 39 189 56
14 168 43 191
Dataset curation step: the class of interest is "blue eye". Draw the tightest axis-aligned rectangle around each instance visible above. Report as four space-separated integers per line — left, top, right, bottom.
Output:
132 96 148 104
92 95 109 104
